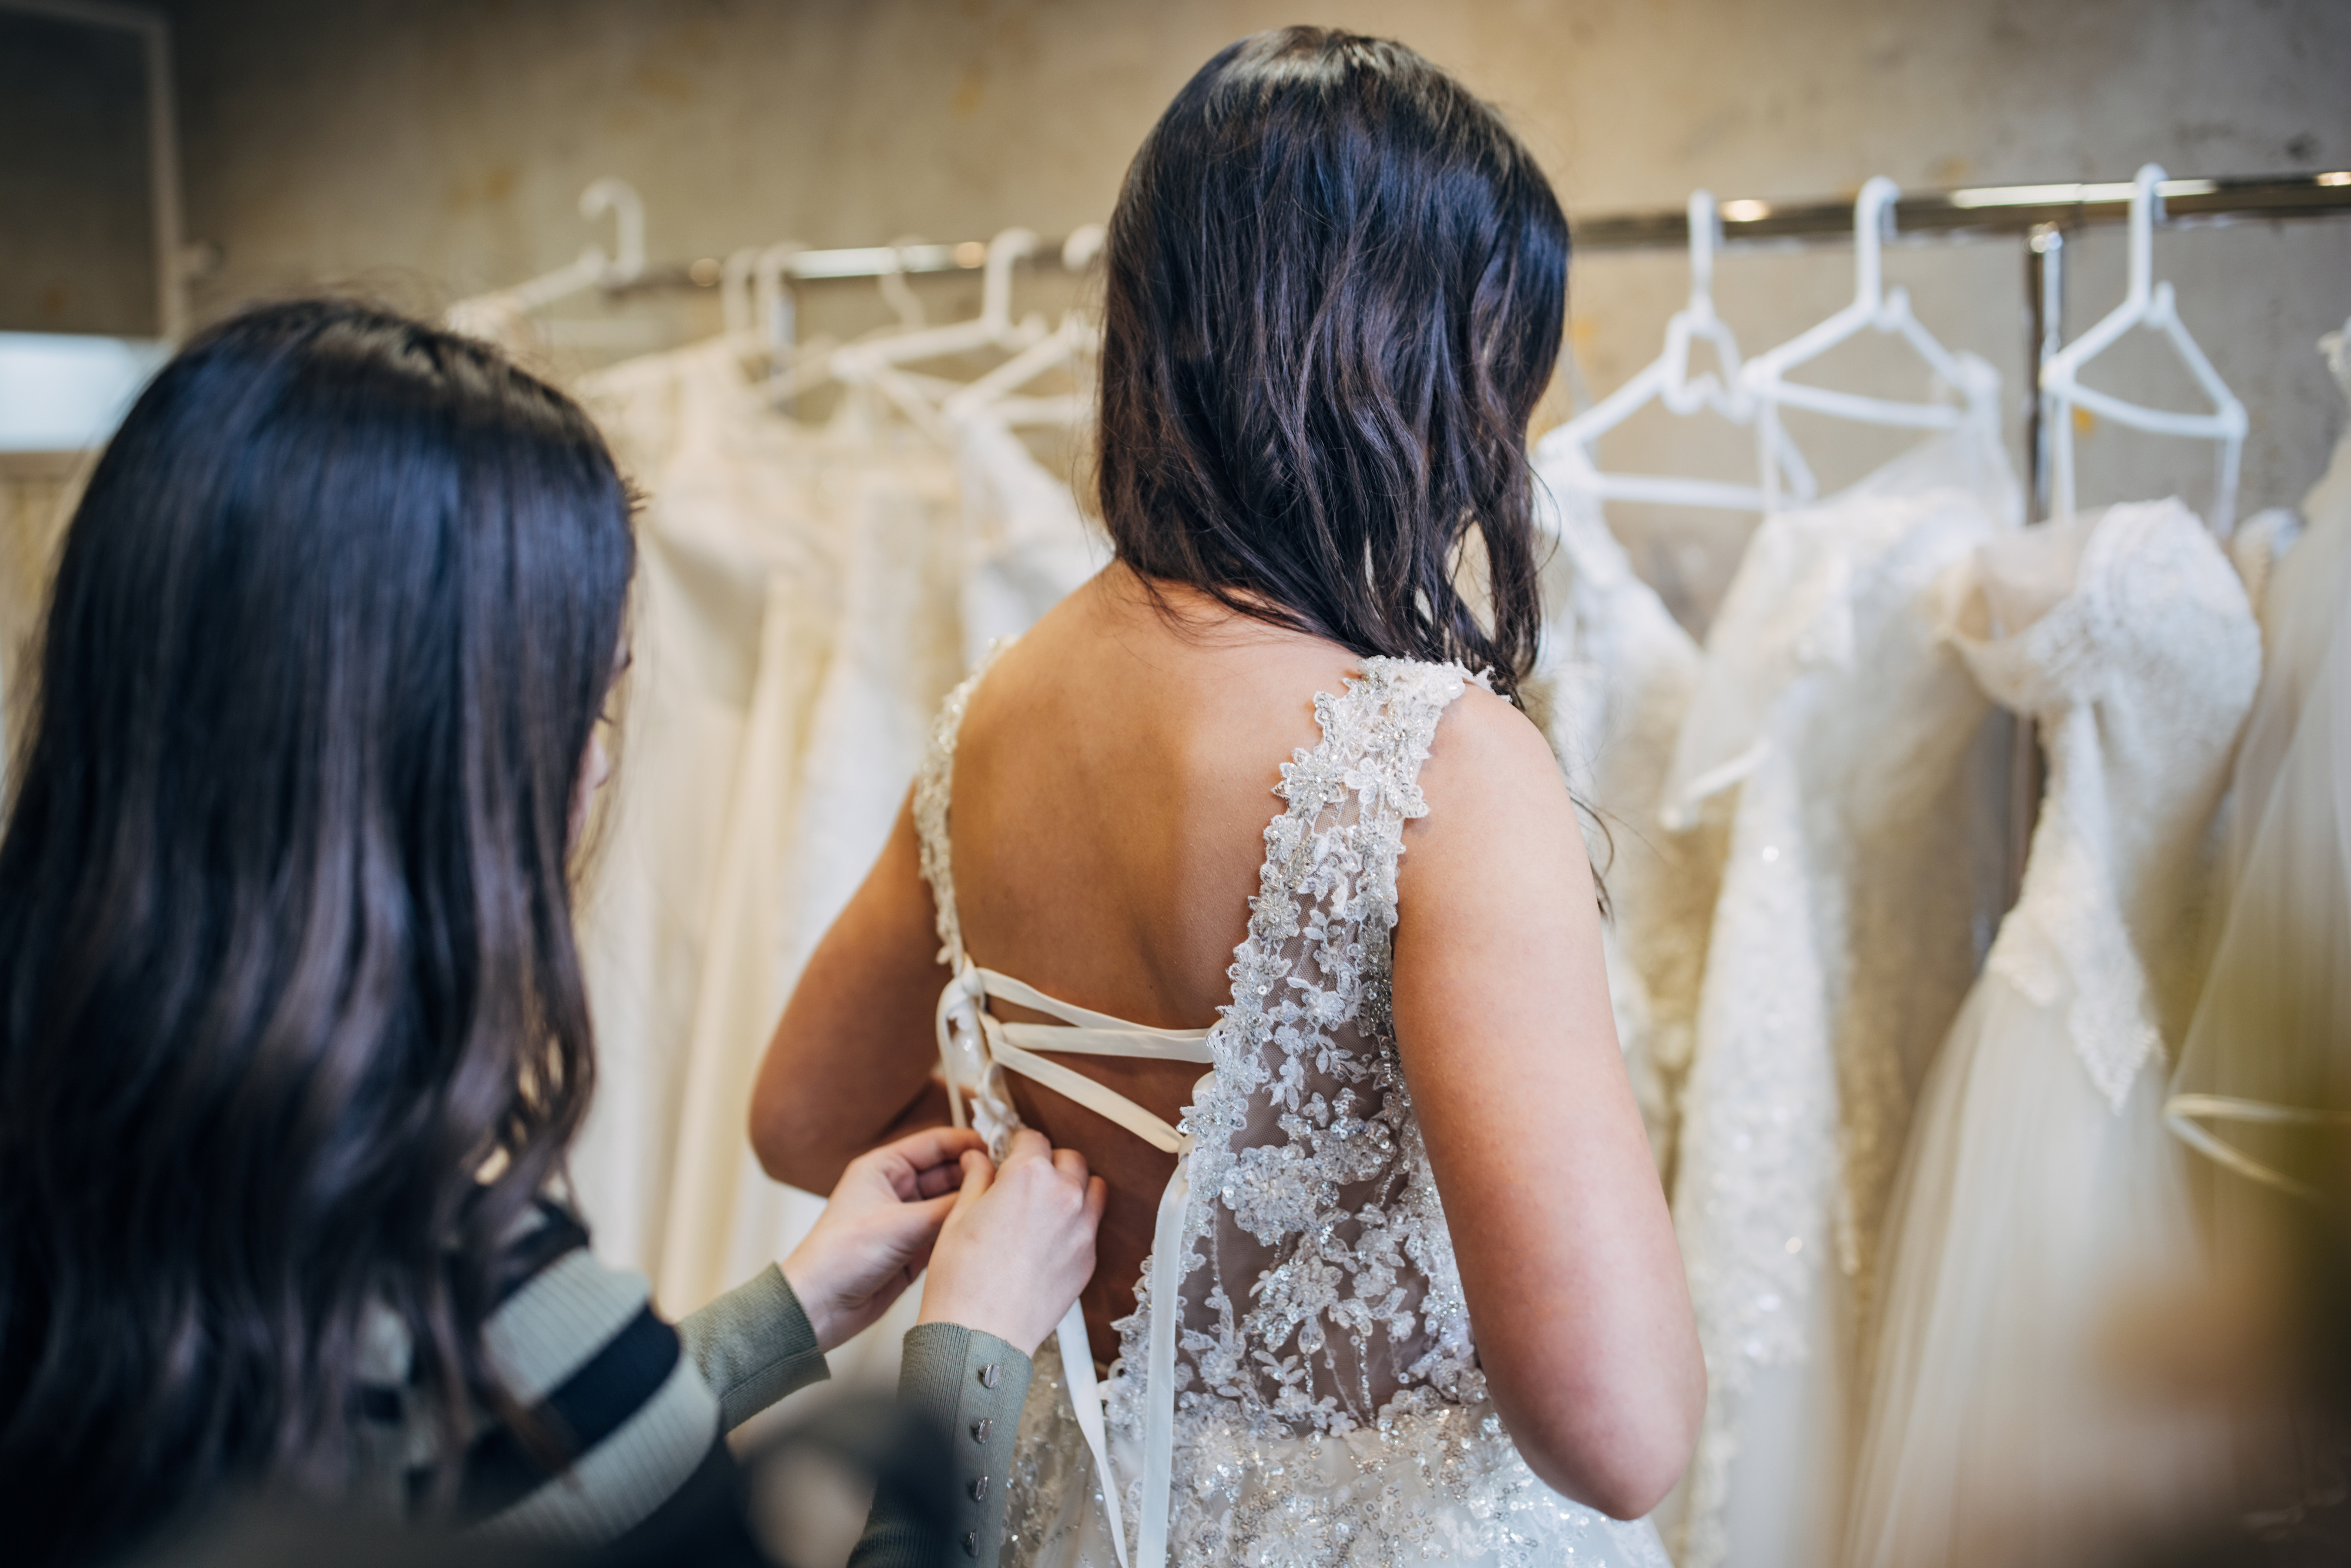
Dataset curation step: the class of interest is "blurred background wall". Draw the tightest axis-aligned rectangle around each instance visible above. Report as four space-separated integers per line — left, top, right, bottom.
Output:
7 0 2351 622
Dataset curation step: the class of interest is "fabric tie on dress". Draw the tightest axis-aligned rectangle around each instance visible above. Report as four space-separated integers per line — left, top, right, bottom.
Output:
934 954 1215 1568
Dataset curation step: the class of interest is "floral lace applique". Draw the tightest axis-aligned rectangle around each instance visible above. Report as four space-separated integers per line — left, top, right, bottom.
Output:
1126 658 1487 1447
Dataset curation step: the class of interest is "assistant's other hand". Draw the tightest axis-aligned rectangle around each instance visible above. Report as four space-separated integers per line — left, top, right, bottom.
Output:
918 1128 1106 1355
781 1125 984 1353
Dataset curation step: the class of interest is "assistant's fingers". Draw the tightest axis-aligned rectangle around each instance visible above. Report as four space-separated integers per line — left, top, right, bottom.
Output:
1083 1174 1108 1227
947 1148 995 1217
883 1124 987 1173
899 1190 960 1237
999 1127 1053 1170
1050 1144 1091 1189
874 1125 987 1199
914 1155 972 1200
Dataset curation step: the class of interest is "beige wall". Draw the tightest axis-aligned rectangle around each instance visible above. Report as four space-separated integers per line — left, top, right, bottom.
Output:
119 0 2351 619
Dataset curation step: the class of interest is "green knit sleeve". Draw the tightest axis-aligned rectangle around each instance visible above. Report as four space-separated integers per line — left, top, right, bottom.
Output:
850 1323 1035 1568
674 1264 830 1432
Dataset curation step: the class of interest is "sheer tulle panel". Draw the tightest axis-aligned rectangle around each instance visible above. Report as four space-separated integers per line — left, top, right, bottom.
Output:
1848 977 2228 1568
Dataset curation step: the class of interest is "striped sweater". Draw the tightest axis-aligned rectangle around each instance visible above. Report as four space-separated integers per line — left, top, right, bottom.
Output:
355 1204 1035 1563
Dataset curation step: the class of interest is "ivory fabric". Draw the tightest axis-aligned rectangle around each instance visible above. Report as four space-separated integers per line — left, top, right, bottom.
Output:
1659 427 2020 1568
1525 433 1729 1187
2165 323 2351 1198
1844 498 2256 1568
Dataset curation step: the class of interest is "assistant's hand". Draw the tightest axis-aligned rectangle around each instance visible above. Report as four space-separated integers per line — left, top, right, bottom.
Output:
917 1128 1107 1355
781 1125 986 1353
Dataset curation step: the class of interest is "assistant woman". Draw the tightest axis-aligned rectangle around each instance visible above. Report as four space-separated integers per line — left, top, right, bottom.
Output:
0 299 1101 1567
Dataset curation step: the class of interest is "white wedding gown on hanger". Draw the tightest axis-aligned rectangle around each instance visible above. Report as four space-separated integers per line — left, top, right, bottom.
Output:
568 337 846 1285
1660 427 2019 1568
569 347 1097 1358
1523 438 1727 1183
1844 497 2255 1568
919 657 1672 1568
2166 324 2351 1200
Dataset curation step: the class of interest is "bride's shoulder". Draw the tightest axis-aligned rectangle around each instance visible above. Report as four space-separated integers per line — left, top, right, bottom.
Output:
1416 674 1560 793
1406 672 1580 859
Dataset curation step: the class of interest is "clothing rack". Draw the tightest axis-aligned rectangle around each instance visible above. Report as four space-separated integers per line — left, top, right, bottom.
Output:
622 172 2351 897
611 236 1104 296
1569 167 2351 902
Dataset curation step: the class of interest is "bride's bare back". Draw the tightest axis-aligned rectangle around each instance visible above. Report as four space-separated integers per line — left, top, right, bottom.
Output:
946 569 1362 1348
755 559 1703 1517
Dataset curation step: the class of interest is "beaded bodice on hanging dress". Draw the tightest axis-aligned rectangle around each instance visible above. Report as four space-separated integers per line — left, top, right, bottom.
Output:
916 656 1672 1568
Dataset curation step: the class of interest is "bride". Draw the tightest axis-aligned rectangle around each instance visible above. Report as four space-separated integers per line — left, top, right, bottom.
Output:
753 27 1700 1567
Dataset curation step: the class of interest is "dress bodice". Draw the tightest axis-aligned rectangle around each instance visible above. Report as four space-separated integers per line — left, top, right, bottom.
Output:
1958 497 2261 1105
917 656 1486 1436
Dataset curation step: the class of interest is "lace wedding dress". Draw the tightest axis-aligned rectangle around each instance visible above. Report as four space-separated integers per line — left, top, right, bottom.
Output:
917 658 1673 1568
1659 428 2018 1568
1524 440 1727 1183
1843 498 2255 1568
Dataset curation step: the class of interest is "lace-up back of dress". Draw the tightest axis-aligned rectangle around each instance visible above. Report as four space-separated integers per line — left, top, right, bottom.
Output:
1135 659 1487 1438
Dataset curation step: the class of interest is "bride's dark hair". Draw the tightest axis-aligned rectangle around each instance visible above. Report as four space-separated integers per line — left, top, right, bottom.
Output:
1097 26 1569 701
0 299 635 1563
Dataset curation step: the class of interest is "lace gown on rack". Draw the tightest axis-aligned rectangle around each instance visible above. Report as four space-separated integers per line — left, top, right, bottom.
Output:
1844 498 2255 1568
1659 428 2018 1568
916 658 1672 1568
1523 438 1727 1184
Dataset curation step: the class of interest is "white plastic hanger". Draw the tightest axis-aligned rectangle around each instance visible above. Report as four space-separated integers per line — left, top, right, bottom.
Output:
753 239 950 413
752 241 808 373
1545 192 1811 511
829 229 1053 440
1742 177 1998 509
719 246 760 342
445 177 647 332
939 226 1107 431
2041 164 2247 534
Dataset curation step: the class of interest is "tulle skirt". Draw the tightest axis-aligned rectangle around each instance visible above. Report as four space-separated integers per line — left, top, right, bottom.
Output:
1844 973 2229 1568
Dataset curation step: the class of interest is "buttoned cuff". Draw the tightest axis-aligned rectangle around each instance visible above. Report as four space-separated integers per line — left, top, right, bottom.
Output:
896 1323 1033 1563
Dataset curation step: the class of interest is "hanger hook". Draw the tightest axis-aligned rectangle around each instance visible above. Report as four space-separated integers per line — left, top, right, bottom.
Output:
1062 224 1107 272
755 242 804 361
983 229 1039 333
1853 176 1900 311
1686 190 1720 309
876 239 928 329
720 246 759 340
2128 163 2166 308
578 177 645 285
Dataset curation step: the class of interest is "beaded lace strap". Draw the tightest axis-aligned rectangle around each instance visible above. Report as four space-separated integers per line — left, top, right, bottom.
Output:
912 644 1012 970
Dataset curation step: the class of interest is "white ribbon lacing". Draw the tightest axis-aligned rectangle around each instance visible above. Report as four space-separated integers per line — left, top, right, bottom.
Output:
935 959 1215 1568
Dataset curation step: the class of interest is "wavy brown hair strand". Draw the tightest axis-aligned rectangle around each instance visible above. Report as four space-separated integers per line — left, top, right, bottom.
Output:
0 300 635 1564
1097 26 1568 702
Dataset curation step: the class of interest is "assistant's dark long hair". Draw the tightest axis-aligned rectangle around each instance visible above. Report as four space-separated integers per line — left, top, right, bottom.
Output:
1098 27 1569 701
0 300 635 1564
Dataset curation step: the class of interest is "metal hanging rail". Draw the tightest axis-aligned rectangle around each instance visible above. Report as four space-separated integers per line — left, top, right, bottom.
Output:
1571 169 2351 252
616 170 2351 290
